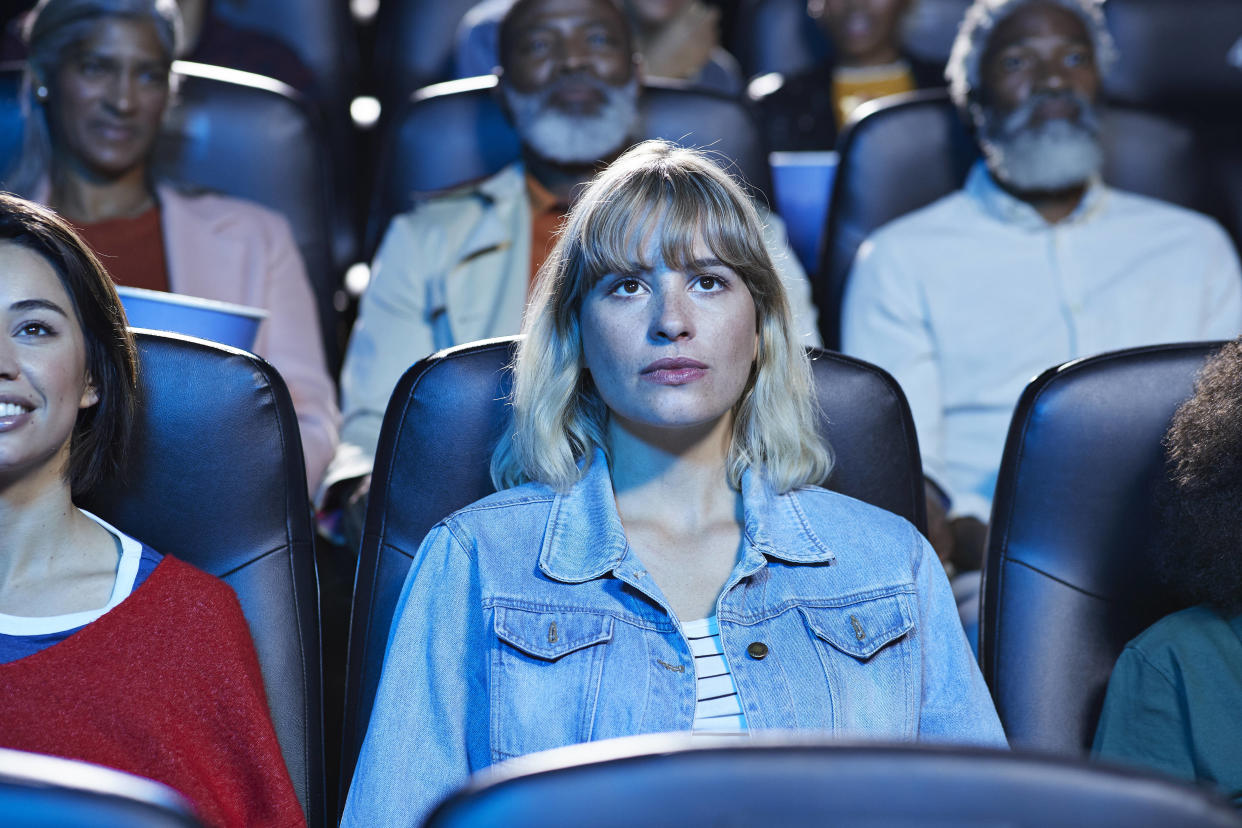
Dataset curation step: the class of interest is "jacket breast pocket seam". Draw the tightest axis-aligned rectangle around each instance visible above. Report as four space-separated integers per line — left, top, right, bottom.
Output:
489 608 613 762
798 598 915 660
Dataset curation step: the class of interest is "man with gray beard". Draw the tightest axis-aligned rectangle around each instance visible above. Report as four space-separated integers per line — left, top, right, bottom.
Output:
842 0 1242 574
333 0 817 489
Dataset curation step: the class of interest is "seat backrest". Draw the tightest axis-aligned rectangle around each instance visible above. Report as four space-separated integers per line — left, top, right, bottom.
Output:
0 62 342 367
1103 0 1242 115
78 330 325 828
728 0 966 80
424 735 1241 828
819 89 1210 349
340 336 926 807
371 0 482 109
365 75 772 256
0 748 206 828
210 0 357 120
979 341 1222 755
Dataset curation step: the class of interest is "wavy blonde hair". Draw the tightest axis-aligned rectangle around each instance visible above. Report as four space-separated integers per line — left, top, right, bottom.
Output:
491 140 832 494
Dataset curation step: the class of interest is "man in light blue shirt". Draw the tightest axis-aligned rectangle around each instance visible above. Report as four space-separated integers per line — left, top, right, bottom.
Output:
842 0 1242 569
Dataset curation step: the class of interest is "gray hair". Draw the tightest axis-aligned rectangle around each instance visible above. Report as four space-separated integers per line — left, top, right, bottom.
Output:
6 0 182 195
944 0 1116 115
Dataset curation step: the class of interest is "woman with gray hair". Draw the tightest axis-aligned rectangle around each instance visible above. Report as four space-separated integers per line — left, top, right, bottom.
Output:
344 140 1005 827
5 0 340 495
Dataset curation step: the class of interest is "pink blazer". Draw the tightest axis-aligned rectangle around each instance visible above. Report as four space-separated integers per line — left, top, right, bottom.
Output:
157 185 340 493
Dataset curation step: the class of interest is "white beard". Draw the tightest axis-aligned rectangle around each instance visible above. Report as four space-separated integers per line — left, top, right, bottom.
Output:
503 76 640 165
978 92 1104 192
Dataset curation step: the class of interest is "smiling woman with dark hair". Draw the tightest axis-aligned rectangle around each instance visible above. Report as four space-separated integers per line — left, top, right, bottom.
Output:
0 192 305 828
343 141 1005 828
6 0 339 495
1093 337 1242 807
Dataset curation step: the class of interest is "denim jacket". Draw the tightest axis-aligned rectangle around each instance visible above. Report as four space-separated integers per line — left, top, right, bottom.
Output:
343 451 1006 827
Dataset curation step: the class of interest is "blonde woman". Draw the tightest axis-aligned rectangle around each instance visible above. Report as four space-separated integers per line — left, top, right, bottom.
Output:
344 141 1005 827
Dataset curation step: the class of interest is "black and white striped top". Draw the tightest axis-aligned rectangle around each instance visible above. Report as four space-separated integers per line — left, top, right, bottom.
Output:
684 616 747 733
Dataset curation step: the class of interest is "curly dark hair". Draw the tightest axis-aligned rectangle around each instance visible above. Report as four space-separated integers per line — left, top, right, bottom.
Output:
1154 337 1242 612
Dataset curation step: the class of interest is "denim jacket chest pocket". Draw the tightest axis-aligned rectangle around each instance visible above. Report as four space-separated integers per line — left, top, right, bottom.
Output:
491 605 615 761
796 591 918 736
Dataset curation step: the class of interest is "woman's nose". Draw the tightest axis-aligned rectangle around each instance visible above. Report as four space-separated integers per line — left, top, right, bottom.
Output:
650 290 694 343
0 341 19 379
107 73 137 112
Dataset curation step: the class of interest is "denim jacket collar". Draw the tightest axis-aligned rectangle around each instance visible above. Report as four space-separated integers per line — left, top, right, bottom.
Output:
538 449 836 584
965 159 1107 231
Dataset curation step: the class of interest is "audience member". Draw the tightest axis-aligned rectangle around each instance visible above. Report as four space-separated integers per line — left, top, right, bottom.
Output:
5 0 340 494
1093 337 1242 807
454 0 744 95
842 0 1242 570
751 0 941 151
342 141 1006 827
0 192 305 828
335 0 817 488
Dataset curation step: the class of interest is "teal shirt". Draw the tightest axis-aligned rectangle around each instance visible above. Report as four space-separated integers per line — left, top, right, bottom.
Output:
1093 605 1242 806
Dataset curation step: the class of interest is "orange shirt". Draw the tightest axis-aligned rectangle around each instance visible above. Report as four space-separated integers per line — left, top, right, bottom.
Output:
526 173 569 292
74 206 170 292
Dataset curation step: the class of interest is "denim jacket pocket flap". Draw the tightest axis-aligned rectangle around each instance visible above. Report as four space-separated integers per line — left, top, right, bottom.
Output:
799 596 914 660
494 607 614 661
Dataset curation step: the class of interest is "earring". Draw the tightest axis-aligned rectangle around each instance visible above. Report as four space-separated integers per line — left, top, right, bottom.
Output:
35 85 48 101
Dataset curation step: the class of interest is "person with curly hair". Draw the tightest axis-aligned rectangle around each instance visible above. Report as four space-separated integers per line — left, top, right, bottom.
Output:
1093 336 1242 807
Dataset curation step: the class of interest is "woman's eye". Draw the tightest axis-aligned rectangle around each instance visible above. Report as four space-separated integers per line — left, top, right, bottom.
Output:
1000 53 1028 73
612 278 643 296
693 274 726 292
139 68 169 85
16 321 53 337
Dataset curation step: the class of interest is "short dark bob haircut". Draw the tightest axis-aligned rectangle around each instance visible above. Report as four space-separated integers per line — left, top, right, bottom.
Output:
1154 337 1242 613
0 191 137 497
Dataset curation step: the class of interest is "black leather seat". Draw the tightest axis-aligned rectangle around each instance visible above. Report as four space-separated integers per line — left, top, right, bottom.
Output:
730 0 966 81
207 0 357 122
365 75 773 257
0 748 206 828
371 0 483 110
979 341 1224 755
78 330 325 828
424 735 1241 827
339 336 926 808
819 89 1209 349
0 62 343 367
1102 0 1242 259
1103 0 1242 114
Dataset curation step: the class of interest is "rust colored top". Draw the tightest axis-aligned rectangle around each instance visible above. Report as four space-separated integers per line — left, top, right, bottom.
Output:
75 206 170 292
526 173 568 292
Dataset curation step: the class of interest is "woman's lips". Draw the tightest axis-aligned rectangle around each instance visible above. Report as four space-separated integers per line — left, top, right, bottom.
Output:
0 401 33 432
641 357 708 386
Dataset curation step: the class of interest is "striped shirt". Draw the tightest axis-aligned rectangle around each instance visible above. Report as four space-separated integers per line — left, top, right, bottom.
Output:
684 615 747 734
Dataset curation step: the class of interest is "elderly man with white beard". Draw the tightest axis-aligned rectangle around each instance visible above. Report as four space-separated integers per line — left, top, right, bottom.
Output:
332 0 817 491
842 0 1242 574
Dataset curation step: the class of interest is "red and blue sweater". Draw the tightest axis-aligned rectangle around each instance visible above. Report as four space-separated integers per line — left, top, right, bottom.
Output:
0 555 305 828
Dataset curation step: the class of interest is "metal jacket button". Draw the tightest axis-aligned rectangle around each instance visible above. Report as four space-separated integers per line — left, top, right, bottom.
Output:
747 641 769 660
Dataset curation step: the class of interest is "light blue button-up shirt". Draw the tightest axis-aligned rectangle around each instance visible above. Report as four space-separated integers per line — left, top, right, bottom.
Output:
843 162 1242 520
343 450 1006 827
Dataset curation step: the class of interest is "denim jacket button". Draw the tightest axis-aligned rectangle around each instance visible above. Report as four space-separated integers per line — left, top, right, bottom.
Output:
746 641 769 660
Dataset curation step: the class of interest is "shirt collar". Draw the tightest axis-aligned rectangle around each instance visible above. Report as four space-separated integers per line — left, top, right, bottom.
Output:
965 159 1107 231
538 448 836 584
524 171 567 218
